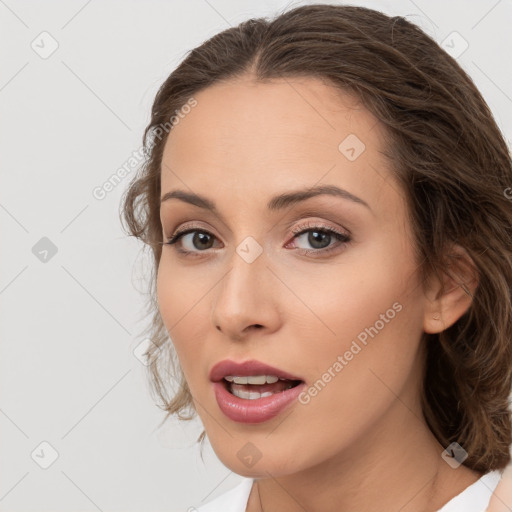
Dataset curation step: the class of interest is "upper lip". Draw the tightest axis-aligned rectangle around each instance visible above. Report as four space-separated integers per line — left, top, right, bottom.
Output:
209 359 304 382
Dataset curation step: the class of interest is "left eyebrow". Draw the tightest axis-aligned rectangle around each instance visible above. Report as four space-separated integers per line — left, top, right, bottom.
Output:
266 184 371 212
160 184 372 213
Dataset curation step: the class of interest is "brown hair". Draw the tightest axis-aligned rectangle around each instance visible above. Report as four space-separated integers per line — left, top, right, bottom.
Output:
120 3 512 472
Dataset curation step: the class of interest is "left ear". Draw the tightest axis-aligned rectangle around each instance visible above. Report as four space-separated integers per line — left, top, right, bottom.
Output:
423 244 480 334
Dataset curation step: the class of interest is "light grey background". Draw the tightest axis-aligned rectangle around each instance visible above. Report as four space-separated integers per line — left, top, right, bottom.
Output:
1 0 511 511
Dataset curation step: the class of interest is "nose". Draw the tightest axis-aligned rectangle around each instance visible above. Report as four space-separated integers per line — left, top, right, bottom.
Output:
210 245 282 342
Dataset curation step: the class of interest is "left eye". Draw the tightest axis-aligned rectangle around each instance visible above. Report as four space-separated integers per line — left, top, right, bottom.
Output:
291 227 350 250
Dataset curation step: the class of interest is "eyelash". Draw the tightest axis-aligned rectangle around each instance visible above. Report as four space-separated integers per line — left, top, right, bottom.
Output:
163 221 351 258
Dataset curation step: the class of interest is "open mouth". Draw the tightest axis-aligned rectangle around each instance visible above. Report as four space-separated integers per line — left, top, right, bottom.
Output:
222 376 303 400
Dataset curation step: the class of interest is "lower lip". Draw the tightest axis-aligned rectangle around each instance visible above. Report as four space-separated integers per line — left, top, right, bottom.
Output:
212 381 306 423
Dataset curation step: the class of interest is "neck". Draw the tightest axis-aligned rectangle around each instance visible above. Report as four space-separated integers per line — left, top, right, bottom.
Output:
249 392 481 512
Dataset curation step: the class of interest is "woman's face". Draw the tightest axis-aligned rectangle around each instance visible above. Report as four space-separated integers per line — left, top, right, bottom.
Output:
157 76 431 476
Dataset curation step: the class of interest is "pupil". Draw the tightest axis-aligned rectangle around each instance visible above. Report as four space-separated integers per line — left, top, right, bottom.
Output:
309 231 330 249
194 232 213 250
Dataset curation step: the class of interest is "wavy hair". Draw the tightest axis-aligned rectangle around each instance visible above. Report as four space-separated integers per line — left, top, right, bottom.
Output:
120 3 512 472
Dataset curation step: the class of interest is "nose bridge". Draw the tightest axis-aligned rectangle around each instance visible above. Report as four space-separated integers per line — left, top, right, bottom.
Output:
211 236 279 336
217 237 268 310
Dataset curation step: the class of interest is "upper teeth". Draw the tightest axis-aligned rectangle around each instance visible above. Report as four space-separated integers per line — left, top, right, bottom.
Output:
224 375 280 384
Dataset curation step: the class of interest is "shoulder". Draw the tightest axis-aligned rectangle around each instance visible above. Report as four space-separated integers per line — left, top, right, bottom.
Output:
193 478 254 512
436 469 503 512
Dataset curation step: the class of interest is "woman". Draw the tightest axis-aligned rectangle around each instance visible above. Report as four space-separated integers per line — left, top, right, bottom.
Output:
121 4 512 511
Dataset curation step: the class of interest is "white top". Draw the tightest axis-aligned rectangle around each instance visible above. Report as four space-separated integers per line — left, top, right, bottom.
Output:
193 470 503 512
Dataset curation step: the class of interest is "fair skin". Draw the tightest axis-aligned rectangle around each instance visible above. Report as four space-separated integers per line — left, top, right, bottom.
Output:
157 75 481 512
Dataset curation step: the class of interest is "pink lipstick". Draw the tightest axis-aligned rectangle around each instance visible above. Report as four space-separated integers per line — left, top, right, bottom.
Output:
210 359 306 423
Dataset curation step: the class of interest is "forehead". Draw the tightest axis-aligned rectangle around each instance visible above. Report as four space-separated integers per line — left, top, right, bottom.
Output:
160 76 397 218
163 76 380 160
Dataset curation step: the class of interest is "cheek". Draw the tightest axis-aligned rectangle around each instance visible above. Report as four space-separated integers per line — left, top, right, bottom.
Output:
294 297 423 437
156 258 207 377
156 258 180 333
286 238 424 399
285 233 418 350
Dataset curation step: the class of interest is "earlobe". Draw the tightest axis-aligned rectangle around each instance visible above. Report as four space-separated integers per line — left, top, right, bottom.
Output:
422 245 479 334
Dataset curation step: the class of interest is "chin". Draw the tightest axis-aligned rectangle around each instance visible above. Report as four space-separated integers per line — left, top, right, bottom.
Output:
209 441 304 479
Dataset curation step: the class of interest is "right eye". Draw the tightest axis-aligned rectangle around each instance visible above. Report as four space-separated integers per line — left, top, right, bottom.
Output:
164 228 222 256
